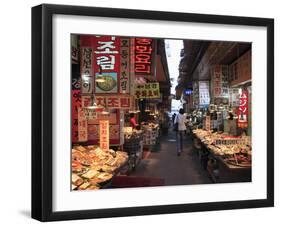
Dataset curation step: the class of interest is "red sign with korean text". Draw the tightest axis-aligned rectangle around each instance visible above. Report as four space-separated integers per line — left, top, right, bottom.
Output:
93 36 120 93
211 65 229 98
94 95 133 109
87 110 120 145
237 89 248 128
135 38 155 78
72 90 81 143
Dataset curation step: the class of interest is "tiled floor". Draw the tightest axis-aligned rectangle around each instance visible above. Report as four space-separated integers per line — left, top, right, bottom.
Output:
130 129 212 186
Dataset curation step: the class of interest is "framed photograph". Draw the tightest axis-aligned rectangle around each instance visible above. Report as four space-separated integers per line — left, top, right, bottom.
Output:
32 4 274 221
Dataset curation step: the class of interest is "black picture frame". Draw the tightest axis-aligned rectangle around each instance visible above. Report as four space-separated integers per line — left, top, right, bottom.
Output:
32 4 274 222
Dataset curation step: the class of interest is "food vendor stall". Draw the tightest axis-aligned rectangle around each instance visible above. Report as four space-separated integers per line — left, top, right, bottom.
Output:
192 129 251 183
72 145 128 190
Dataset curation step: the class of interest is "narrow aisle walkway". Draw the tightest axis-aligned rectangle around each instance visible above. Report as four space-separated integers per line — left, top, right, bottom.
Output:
131 128 211 186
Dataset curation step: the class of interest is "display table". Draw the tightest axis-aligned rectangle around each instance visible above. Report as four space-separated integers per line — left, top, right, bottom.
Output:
71 146 129 190
192 130 251 183
207 149 251 183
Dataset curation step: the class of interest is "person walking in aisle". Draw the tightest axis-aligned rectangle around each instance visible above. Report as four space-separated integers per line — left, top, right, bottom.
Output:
174 108 187 156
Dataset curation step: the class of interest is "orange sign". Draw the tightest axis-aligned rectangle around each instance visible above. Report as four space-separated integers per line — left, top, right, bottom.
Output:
78 108 88 142
99 120 109 151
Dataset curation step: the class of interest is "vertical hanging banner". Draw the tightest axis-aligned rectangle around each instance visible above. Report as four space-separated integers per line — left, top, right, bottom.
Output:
221 66 229 97
120 38 130 94
78 108 88 142
237 89 248 128
72 90 81 143
199 81 210 106
93 36 120 93
130 38 136 109
211 65 229 98
135 38 155 79
229 88 240 107
211 65 229 105
99 120 109 151
80 35 94 95
212 65 222 97
192 81 199 108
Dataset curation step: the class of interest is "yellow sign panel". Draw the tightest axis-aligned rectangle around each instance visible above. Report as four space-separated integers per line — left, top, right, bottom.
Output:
135 82 160 99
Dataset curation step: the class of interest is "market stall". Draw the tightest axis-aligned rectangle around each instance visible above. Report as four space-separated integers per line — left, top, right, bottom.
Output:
72 145 128 190
192 129 251 183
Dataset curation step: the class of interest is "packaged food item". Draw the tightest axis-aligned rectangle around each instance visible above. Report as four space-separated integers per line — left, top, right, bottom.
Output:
82 170 100 179
78 182 91 190
72 145 129 190
72 173 84 186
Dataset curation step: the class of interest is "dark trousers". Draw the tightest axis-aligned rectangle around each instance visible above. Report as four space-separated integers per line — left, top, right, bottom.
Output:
176 131 185 153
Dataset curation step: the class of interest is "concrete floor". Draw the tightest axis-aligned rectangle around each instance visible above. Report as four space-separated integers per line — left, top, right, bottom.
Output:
131 129 212 186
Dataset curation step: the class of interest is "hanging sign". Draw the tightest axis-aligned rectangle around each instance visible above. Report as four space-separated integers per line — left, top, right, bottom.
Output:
130 38 136 97
93 36 120 93
237 89 248 128
80 47 93 94
95 95 133 109
212 65 221 97
135 82 160 99
99 120 109 151
192 81 199 107
72 90 81 143
77 108 88 142
120 38 130 94
221 66 229 97
199 81 210 106
135 38 155 78
211 65 229 98
229 88 240 107
82 108 97 120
